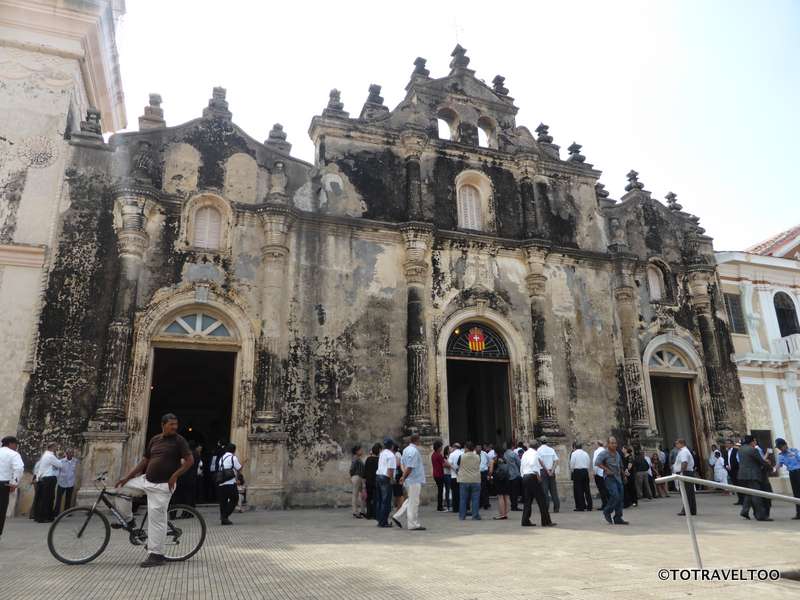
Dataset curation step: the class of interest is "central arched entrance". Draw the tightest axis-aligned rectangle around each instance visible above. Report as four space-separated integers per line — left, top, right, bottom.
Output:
146 310 238 449
445 321 512 446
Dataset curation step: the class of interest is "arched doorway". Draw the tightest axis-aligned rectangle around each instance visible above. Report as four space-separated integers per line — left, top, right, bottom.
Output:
642 334 705 458
445 321 513 446
146 311 238 450
124 288 257 474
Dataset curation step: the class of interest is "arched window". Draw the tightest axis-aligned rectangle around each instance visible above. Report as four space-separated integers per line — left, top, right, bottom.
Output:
193 206 222 250
774 292 800 337
648 348 688 370
647 265 665 301
437 119 452 141
477 116 496 149
457 184 481 230
447 322 509 359
163 312 231 338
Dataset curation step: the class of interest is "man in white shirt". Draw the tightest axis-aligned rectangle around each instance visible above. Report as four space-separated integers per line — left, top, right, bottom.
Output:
537 437 560 513
569 442 592 511
33 442 61 523
1 436 25 539
392 433 426 530
672 438 697 516
55 448 79 514
376 438 397 527
448 443 464 516
520 443 554 527
217 443 242 526
478 444 491 510
592 441 608 510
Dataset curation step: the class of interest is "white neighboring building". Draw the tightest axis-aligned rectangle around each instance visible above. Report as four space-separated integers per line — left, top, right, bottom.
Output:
717 225 800 491
0 0 126 438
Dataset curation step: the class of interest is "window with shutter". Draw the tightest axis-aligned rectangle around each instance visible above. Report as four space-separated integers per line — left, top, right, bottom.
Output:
723 293 747 334
457 184 481 230
193 206 222 250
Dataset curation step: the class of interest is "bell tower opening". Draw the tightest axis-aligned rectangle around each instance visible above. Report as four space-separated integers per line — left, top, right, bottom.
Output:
446 322 512 446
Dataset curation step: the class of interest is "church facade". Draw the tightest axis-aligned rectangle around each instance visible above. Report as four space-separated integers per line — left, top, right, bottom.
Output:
9 43 747 506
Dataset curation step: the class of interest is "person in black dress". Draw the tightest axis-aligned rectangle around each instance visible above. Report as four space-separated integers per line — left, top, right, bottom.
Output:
363 443 381 519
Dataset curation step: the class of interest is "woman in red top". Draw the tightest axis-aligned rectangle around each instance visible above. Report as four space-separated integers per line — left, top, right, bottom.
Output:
431 441 446 512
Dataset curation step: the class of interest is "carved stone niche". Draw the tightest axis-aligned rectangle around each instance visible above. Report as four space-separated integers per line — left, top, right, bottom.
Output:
246 432 289 508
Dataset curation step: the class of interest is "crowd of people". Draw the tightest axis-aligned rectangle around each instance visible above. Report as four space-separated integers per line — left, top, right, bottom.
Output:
347 433 800 530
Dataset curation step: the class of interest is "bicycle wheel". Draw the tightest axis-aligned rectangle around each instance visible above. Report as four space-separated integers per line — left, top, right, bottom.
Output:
163 504 206 561
48 507 111 565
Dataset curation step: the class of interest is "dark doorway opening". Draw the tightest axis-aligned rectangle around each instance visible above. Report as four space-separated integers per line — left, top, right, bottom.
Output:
446 359 511 446
651 376 698 454
147 348 236 450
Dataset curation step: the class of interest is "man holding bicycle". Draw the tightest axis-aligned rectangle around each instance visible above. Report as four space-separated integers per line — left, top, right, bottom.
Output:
115 413 193 568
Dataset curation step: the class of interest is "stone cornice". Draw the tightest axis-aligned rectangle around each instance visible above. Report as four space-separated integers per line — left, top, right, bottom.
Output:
0 0 127 131
0 243 46 268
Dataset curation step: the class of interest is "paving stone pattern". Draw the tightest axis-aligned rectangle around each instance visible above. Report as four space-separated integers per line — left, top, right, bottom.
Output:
1 493 799 599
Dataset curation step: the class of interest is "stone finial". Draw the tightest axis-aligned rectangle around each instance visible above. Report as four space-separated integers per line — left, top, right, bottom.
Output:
449 44 471 70
688 214 706 235
595 182 610 199
665 191 683 211
138 93 165 130
624 170 644 192
322 89 349 118
413 57 430 77
567 142 586 163
202 86 232 121
80 107 103 136
366 84 384 105
492 75 509 96
535 123 553 144
359 84 390 121
265 123 292 154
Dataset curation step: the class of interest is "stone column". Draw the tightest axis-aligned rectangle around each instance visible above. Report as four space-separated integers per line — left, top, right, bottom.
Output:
609 236 650 432
524 246 562 436
519 175 537 238
400 130 428 221
248 202 293 507
402 223 435 435
253 205 294 429
687 266 731 432
80 186 153 500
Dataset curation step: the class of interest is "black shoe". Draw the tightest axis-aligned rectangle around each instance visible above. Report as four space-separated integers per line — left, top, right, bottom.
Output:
573 509 583 512
112 518 135 530
521 521 536 527
221 518 233 525
409 527 427 531
140 553 166 568
756 517 774 522
677 511 686 516
613 519 629 525
603 513 613 524
793 515 800 520
543 522 557 527
391 517 402 528
740 513 750 520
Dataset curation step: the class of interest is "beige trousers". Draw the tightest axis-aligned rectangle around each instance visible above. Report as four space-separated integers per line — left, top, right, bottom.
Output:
114 475 173 556
393 482 421 529
351 475 364 514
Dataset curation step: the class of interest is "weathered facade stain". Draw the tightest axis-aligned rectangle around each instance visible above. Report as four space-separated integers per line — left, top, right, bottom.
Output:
12 48 746 507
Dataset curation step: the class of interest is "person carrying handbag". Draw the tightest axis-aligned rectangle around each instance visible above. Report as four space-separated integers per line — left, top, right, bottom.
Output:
215 443 241 525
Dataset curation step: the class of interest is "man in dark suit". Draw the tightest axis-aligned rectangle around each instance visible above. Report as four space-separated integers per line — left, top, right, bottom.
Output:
737 436 772 522
723 439 742 505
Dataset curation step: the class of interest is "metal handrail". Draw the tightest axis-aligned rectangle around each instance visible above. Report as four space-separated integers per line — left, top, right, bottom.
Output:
654 473 800 569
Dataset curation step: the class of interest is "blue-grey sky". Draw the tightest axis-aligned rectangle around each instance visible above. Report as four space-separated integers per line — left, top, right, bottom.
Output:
116 0 799 251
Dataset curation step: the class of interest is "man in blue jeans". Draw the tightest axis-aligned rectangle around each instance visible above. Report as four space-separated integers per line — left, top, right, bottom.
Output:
457 441 482 520
375 438 396 527
594 436 628 525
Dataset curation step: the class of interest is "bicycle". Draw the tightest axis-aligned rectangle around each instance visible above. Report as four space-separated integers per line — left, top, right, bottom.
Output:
47 471 206 565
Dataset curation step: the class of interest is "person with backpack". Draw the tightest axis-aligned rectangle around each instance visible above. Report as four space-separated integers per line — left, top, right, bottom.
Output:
490 447 511 520
216 443 241 526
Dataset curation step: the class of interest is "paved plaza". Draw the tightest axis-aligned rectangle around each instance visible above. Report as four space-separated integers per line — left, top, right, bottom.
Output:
1 491 799 600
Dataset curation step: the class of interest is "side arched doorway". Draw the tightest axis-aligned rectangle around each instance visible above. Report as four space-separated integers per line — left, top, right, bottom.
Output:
445 321 513 446
642 334 705 458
